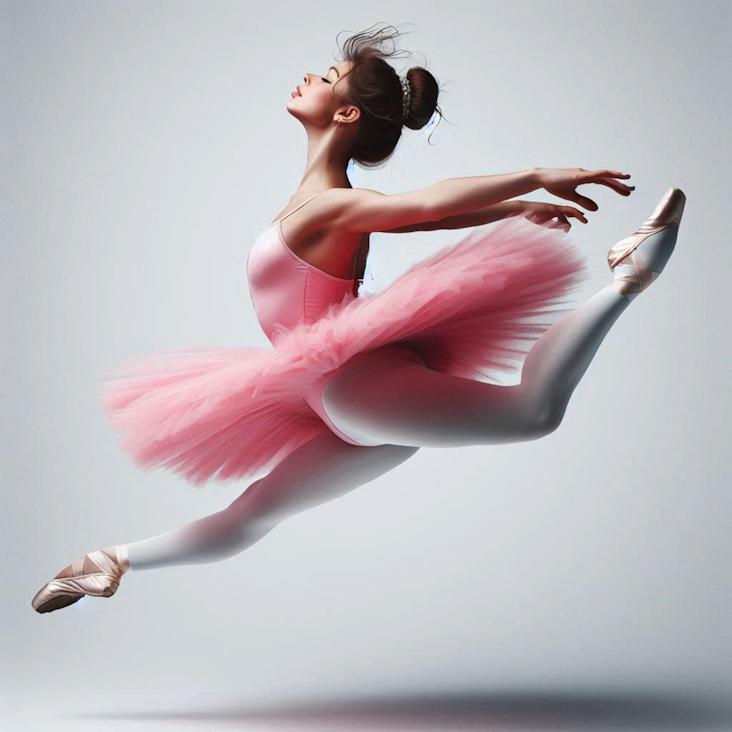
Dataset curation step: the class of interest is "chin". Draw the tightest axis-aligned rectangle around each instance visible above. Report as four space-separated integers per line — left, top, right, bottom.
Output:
286 106 308 125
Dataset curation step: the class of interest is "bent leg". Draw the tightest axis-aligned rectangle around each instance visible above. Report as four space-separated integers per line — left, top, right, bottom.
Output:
519 285 631 424
124 430 418 571
321 286 632 447
320 357 543 448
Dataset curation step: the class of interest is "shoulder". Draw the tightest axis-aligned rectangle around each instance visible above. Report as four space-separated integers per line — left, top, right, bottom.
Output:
319 187 381 207
321 186 434 235
306 187 384 233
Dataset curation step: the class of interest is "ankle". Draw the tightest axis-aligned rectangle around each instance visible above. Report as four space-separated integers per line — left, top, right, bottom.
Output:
605 282 637 304
609 265 642 302
102 544 131 574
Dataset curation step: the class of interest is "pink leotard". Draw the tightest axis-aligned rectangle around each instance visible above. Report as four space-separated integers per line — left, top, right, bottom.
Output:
246 193 425 446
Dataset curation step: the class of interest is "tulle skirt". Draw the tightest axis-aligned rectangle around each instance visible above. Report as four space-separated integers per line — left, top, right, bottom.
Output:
97 214 592 487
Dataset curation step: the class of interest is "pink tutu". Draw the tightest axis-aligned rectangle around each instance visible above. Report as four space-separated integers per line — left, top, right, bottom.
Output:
97 214 591 487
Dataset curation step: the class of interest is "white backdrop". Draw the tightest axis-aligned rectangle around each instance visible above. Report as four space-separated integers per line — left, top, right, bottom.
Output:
5 1 731 730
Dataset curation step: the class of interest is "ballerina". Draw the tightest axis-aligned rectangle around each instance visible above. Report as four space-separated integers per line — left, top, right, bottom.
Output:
32 24 685 614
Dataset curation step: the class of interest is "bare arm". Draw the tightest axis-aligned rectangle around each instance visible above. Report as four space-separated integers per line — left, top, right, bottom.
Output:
381 200 526 233
426 168 541 221
324 168 541 235
310 166 629 237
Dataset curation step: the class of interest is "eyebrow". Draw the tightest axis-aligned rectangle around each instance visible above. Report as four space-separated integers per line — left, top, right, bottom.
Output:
327 66 340 78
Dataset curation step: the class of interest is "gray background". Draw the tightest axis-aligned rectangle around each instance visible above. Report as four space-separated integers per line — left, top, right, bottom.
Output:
4 1 731 730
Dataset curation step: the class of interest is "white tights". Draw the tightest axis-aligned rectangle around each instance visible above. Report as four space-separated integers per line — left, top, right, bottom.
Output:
124 285 631 571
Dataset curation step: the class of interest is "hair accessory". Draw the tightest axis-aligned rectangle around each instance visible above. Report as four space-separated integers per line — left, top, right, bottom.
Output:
400 75 411 121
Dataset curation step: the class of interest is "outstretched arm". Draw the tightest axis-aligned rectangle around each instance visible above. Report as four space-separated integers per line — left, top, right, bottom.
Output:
318 168 540 236
381 200 526 233
427 169 542 218
381 199 590 234
310 167 631 236
427 167 631 222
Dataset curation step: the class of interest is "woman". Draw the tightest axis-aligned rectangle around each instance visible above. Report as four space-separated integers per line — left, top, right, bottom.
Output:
32 24 684 614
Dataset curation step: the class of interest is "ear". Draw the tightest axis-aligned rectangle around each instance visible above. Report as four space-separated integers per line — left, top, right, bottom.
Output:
336 104 360 126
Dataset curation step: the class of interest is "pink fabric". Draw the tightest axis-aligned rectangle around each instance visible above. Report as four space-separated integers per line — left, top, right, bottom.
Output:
97 209 591 486
247 218 357 339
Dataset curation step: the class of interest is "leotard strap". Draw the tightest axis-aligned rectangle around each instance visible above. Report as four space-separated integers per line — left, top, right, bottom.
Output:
269 193 321 228
263 191 362 284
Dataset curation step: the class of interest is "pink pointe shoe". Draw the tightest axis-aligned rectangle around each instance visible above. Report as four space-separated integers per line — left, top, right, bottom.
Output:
608 187 686 299
32 545 130 614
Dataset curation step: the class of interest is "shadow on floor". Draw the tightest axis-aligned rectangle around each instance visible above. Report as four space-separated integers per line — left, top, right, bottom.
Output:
69 689 732 730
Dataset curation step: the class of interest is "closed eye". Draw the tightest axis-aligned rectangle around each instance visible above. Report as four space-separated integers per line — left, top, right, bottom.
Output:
321 77 331 83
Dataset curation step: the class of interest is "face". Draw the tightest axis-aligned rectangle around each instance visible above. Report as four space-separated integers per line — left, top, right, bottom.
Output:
287 60 359 128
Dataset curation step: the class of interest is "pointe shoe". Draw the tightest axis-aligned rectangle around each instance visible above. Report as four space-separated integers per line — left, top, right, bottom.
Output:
608 187 686 299
32 545 130 614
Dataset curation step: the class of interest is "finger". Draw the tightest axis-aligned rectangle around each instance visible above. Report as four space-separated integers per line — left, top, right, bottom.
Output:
600 169 631 179
540 215 558 229
578 194 598 210
564 191 598 211
562 206 588 223
593 177 635 195
582 169 631 184
548 215 569 231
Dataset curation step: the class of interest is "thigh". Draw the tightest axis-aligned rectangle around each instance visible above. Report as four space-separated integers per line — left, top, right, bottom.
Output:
230 427 420 524
321 357 542 448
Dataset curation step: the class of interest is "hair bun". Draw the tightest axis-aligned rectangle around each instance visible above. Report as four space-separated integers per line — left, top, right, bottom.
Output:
335 23 445 168
403 66 439 130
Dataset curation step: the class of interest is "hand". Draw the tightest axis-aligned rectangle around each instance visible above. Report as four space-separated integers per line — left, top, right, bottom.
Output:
519 201 588 233
536 167 635 211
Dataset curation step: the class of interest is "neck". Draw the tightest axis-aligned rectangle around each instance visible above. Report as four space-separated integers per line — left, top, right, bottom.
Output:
295 124 353 194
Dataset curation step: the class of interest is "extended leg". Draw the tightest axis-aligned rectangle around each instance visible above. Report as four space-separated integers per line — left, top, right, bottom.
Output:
123 430 418 571
319 285 631 447
319 191 684 450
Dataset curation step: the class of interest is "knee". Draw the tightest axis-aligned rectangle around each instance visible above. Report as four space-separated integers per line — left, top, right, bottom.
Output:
531 402 565 438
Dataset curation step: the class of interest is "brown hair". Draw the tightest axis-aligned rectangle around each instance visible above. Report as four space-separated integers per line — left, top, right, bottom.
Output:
332 23 447 169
